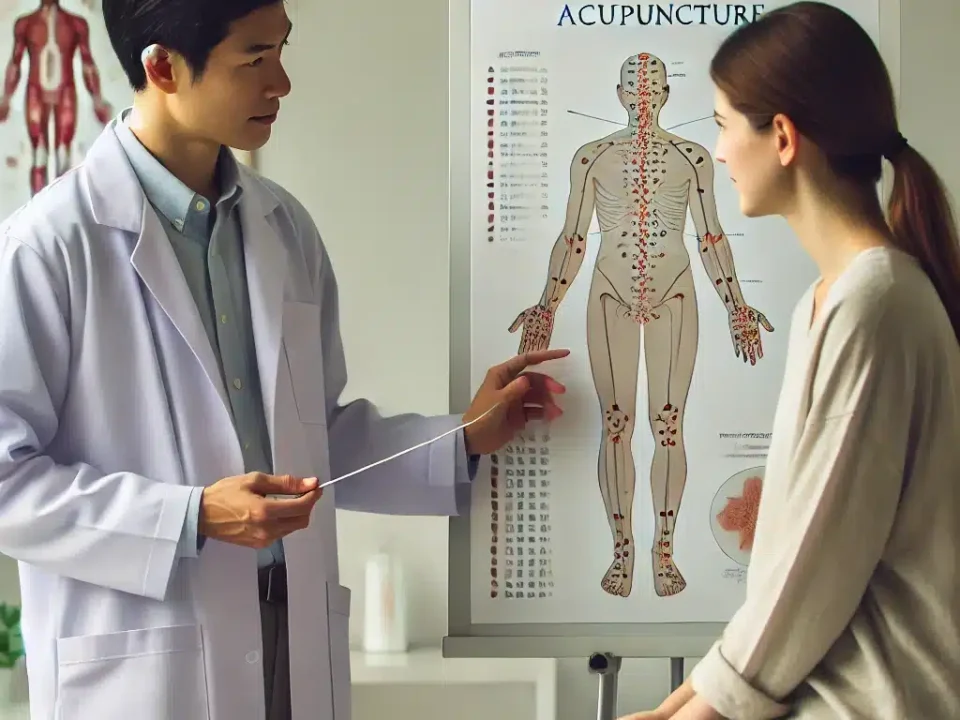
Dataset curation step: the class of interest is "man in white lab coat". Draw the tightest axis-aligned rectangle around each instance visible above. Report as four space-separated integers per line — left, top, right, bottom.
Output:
0 1 568 719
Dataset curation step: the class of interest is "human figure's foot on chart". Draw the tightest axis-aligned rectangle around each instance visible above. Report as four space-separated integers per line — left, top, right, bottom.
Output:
601 525 634 596
652 514 686 596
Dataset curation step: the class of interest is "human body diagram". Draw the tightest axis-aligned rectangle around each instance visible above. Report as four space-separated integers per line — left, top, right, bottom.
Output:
510 54 773 598
0 0 112 196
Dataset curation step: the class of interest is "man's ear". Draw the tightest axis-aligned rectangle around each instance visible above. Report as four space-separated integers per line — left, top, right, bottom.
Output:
141 44 177 93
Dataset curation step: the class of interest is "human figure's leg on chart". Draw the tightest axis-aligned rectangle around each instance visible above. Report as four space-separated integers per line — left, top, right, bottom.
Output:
25 86 50 195
587 269 642 598
53 85 77 178
644 271 698 597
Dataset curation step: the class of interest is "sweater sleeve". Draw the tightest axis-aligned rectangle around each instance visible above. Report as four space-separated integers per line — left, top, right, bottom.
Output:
691 298 913 719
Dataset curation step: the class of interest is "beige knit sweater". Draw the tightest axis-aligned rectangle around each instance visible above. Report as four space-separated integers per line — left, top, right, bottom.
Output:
691 246 960 719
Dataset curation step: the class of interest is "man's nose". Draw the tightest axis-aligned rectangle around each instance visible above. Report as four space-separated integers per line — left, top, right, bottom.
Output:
267 65 292 99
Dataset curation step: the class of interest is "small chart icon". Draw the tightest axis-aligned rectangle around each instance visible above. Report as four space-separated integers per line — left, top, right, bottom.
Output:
709 466 765 567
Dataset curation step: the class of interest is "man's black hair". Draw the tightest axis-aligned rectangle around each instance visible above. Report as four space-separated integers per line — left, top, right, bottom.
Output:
102 0 284 91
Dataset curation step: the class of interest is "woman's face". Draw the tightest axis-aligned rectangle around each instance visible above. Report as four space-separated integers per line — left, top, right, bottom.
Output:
712 88 790 218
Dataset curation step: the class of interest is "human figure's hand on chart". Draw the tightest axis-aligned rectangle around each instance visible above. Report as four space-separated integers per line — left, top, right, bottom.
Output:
508 304 555 353
93 98 113 124
728 304 774 365
461 349 570 455
199 472 322 548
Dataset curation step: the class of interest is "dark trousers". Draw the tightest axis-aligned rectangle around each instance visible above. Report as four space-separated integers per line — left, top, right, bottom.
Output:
260 566 291 720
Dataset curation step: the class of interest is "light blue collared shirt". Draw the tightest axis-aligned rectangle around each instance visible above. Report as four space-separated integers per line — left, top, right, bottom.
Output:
115 112 284 568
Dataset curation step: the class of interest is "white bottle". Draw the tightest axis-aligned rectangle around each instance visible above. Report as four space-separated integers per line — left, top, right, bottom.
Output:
362 552 408 654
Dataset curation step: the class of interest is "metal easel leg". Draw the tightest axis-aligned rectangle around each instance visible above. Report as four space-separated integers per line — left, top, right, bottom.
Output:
589 652 622 720
670 657 685 692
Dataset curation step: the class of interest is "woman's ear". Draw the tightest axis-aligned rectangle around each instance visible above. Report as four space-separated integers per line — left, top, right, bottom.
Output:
772 113 800 167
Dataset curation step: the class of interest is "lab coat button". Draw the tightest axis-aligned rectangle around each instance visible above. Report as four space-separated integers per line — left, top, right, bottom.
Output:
246 651 260 664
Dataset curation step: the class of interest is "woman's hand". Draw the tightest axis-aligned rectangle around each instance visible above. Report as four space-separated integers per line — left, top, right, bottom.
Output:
671 695 724 720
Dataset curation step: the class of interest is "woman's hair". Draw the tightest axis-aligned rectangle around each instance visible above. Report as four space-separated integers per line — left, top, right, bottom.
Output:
710 1 960 340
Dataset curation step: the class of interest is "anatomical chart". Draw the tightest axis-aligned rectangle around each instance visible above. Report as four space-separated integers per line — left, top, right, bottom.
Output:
0 0 128 217
467 1 880 626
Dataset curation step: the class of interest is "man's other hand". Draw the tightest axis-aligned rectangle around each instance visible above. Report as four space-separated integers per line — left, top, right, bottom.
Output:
199 473 322 548
462 348 570 455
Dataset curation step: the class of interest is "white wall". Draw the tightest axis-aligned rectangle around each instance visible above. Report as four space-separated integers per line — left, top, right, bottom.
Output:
258 0 456 651
0 0 956 717
898 3 960 197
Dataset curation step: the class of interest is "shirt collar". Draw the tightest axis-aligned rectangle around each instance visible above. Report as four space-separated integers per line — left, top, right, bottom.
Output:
114 108 243 236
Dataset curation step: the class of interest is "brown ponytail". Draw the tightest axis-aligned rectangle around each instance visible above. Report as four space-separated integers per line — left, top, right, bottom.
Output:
887 145 960 340
710 1 960 340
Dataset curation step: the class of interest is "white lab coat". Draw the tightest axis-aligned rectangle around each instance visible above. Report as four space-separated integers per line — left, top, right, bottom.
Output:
0 123 467 720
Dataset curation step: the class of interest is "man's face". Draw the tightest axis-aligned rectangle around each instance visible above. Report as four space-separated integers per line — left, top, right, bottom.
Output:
170 2 292 151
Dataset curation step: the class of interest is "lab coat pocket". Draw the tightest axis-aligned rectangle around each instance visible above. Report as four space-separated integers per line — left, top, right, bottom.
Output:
327 582 352 720
56 624 210 720
282 301 327 425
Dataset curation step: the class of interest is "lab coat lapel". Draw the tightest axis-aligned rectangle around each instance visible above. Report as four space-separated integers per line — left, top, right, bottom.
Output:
131 211 231 408
82 124 230 410
238 183 286 463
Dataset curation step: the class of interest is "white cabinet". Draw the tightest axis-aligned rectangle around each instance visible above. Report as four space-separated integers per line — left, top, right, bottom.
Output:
0 650 558 720
351 649 557 720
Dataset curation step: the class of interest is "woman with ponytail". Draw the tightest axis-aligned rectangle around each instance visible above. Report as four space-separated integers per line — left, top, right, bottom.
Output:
622 3 960 720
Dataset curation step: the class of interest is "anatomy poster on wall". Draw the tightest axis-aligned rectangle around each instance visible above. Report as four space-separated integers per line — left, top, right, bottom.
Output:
467 0 879 625
0 0 129 217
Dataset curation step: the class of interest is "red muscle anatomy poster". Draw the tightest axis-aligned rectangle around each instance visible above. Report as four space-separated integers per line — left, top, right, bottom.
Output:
0 0 128 213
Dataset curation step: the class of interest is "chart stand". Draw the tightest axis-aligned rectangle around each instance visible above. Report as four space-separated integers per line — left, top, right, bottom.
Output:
671 657 685 692
589 652 622 720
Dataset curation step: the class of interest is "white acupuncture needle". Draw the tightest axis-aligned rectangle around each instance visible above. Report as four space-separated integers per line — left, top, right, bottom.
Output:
316 401 502 491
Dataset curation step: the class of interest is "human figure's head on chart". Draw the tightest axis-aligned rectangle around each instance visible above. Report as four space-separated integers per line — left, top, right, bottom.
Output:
617 53 669 125
709 1 960 339
102 0 292 188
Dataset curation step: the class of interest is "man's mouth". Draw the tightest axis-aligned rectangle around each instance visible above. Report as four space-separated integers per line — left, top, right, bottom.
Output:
251 112 279 125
